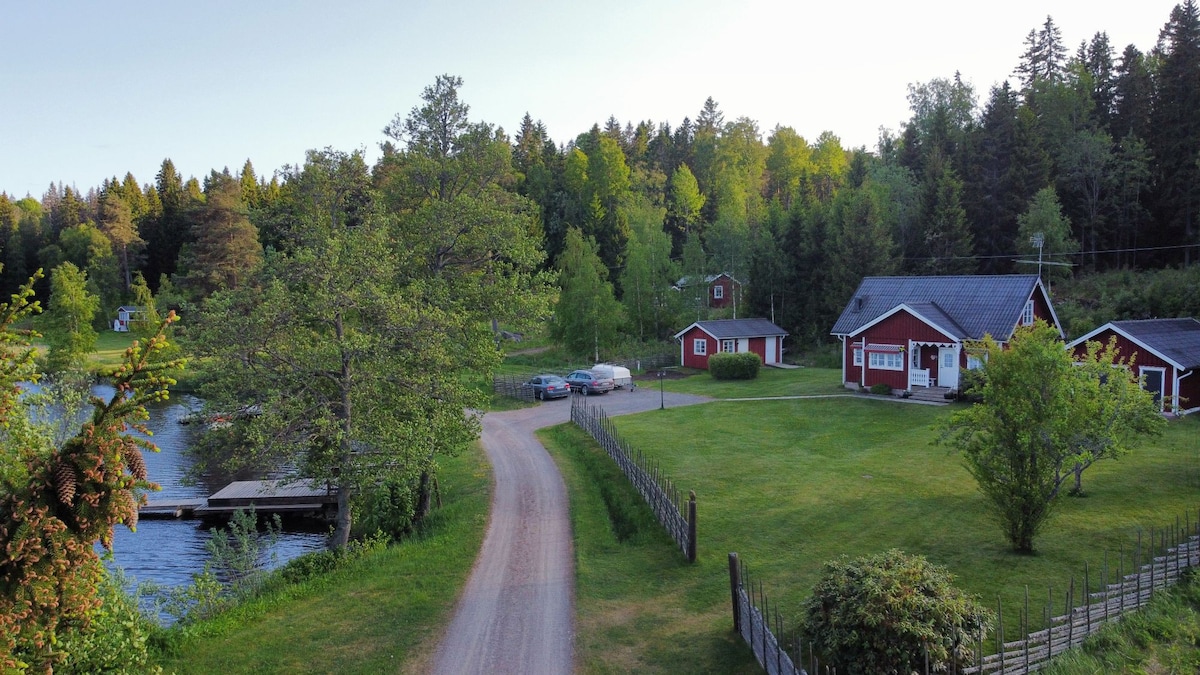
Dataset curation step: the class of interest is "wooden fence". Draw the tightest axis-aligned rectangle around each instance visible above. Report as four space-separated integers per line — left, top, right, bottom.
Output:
570 396 696 562
492 373 536 402
968 518 1200 674
729 511 1200 675
728 553 804 675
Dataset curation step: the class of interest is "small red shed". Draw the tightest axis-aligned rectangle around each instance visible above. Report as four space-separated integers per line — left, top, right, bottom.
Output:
674 318 787 370
1066 318 1200 416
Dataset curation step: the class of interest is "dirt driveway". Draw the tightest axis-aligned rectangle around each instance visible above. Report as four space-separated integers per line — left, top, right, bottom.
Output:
431 386 709 674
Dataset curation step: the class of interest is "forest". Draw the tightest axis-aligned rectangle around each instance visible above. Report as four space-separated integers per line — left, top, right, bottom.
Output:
3 4 1200 354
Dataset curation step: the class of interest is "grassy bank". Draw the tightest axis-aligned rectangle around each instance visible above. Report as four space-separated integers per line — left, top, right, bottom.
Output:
541 368 1200 671
153 443 492 674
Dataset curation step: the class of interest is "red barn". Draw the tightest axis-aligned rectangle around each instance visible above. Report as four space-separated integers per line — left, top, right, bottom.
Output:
1067 318 1200 416
830 275 1061 398
674 318 787 370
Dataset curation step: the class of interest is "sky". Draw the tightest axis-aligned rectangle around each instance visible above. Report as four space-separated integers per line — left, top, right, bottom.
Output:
0 0 1184 199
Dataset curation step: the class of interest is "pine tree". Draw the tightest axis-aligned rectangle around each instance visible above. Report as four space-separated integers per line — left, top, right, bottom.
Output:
1150 0 1200 263
178 172 263 297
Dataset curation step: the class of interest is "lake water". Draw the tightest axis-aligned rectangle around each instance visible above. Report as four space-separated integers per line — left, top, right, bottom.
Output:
72 387 329 591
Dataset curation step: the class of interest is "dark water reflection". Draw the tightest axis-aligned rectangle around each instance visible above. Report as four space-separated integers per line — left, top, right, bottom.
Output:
76 386 329 590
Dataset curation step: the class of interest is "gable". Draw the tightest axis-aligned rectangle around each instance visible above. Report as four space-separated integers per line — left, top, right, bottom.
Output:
1068 318 1200 370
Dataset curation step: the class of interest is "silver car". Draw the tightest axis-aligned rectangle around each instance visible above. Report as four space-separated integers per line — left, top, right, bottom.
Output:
565 370 615 395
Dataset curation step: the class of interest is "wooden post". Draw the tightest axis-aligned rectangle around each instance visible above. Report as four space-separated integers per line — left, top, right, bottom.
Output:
729 553 741 633
687 491 698 563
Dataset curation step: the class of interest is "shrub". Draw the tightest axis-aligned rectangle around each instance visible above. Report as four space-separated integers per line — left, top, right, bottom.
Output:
801 549 991 674
708 352 761 380
869 382 892 395
56 568 162 674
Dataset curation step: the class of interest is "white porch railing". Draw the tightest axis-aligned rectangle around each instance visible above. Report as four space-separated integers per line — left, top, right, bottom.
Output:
909 368 930 388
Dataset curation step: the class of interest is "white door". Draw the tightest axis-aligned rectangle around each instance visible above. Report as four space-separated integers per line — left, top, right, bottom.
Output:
938 347 959 390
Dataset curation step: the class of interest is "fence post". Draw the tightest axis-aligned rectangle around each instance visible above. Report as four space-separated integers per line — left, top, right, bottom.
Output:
687 491 698 563
729 553 741 633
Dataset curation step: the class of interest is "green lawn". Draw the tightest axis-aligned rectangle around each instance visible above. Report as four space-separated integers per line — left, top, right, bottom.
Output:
88 330 139 369
541 386 1200 672
153 443 492 674
660 364 848 398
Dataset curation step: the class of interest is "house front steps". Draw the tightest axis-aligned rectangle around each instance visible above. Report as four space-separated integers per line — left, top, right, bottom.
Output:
908 386 952 403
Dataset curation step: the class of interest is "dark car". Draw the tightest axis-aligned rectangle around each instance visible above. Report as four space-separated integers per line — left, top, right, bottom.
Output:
564 369 615 395
523 374 570 401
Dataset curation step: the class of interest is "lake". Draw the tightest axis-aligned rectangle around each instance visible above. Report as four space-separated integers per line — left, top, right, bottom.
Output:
76 387 329 591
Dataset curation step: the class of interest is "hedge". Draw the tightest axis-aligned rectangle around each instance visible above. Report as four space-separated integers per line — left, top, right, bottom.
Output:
708 352 761 380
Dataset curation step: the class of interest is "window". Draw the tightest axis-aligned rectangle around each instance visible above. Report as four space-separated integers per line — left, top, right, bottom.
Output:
868 352 904 371
693 338 707 356
1021 300 1034 326
722 339 736 353
966 354 985 370
713 285 724 299
853 348 863 366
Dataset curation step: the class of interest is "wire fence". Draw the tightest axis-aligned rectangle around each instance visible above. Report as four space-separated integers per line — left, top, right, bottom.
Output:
729 510 1200 675
570 396 696 562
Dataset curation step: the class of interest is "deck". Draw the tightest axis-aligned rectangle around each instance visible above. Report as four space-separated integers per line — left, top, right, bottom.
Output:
139 479 337 520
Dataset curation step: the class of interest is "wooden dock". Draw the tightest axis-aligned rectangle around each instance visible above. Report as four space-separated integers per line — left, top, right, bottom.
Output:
140 479 337 520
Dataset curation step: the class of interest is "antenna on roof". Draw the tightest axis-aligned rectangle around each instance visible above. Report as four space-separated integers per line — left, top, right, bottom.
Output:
1015 232 1073 280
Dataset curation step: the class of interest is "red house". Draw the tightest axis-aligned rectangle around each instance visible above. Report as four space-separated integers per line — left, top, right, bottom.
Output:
674 318 787 370
674 273 741 310
1066 318 1200 416
830 275 1061 395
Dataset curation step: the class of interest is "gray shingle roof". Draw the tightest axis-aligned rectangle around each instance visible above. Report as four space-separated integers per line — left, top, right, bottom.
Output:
830 275 1044 340
677 318 787 339
1111 318 1200 370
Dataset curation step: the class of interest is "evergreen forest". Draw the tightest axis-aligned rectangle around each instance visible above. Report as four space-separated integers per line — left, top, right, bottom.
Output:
4 6 1200 351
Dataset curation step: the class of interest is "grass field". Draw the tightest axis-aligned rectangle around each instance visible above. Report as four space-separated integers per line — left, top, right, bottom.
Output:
660 364 848 398
153 443 492 674
87 330 140 369
541 367 1200 672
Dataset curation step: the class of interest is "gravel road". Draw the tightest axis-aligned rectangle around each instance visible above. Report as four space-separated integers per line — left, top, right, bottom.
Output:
431 386 709 674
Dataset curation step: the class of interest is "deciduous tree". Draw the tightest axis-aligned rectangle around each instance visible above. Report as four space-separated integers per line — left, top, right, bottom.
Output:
938 322 1164 553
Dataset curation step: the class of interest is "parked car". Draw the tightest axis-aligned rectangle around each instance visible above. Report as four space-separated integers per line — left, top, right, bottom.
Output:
565 369 615 395
523 374 570 401
591 363 632 389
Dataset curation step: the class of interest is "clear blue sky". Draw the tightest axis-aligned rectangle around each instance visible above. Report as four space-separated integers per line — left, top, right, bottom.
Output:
0 0 1181 199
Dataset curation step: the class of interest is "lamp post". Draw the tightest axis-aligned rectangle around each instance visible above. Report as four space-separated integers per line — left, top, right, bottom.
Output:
658 370 665 410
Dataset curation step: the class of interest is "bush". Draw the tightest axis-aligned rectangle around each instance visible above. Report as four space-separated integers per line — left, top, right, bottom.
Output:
869 382 892 395
801 549 992 674
57 568 162 674
708 352 761 380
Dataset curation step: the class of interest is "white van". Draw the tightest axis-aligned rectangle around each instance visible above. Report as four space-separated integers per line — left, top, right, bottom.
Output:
591 363 632 389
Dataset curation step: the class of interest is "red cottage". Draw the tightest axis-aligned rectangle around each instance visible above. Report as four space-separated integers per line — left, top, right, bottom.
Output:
674 272 742 310
830 275 1061 396
674 318 788 370
1066 318 1200 416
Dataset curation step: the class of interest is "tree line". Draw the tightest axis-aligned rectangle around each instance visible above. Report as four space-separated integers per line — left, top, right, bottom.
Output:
3 4 1200 352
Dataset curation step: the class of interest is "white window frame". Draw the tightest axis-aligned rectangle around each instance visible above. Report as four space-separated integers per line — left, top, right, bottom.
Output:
721 339 736 353
868 351 904 371
966 354 985 370
693 338 707 356
1021 300 1034 326
713 285 724 300
853 348 863 366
